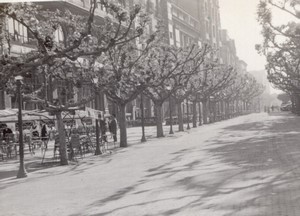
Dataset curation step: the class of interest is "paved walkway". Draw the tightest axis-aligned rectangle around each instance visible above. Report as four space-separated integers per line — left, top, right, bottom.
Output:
0 124 173 180
1 112 300 216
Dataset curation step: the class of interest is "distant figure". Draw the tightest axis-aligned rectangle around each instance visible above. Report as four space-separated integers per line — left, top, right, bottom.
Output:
99 114 108 143
271 105 275 112
41 124 48 148
109 114 118 143
2 125 13 142
31 123 39 138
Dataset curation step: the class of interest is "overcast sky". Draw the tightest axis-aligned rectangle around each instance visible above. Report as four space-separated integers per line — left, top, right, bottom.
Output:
219 0 266 72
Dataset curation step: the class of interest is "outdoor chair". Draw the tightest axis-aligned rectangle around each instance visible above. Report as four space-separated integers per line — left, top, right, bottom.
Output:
0 143 5 161
32 136 43 150
53 136 60 160
80 136 95 153
69 134 83 160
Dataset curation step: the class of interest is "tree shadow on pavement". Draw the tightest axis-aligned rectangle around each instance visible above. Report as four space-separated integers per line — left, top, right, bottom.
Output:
0 160 60 181
74 113 300 216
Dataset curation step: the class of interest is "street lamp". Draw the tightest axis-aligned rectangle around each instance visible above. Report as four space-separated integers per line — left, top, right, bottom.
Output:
15 75 27 178
93 77 102 155
140 92 146 142
166 86 174 134
197 94 202 126
186 98 190 130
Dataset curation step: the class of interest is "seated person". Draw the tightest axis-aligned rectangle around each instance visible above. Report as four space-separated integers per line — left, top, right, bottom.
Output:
2 125 13 142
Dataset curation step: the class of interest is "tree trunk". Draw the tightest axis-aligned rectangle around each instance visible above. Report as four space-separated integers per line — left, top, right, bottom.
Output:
294 95 300 114
177 102 184 132
212 101 217 122
202 99 208 124
56 112 68 165
198 101 202 126
155 102 164 137
119 103 128 147
192 101 197 128
225 101 229 119
220 100 224 120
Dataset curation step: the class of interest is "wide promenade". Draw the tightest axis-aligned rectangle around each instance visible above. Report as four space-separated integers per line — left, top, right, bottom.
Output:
1 112 300 216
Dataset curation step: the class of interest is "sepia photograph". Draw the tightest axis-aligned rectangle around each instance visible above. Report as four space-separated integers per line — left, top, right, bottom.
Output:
0 0 300 215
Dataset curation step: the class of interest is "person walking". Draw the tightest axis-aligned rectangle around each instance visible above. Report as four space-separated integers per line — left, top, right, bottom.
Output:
31 122 39 138
41 124 48 148
99 115 108 143
109 114 118 144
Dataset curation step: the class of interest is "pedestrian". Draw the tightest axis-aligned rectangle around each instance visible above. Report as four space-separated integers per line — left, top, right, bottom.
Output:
2 125 13 142
99 114 107 143
31 122 39 138
41 123 48 148
109 114 118 143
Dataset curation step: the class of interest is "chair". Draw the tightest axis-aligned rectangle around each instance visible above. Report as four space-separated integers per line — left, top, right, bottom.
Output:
70 134 83 160
32 136 43 150
53 136 60 160
0 142 5 161
107 132 117 150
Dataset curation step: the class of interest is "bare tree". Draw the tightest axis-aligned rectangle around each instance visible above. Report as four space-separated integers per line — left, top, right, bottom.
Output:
0 1 149 165
144 43 209 137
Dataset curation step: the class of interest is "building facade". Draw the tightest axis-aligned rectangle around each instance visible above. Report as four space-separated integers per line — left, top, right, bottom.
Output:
1 0 252 125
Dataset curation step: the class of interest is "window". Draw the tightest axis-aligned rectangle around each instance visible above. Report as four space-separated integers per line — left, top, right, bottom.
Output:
147 0 154 13
179 12 184 20
175 29 180 47
8 18 28 44
206 20 209 31
190 19 196 27
120 0 126 7
155 0 159 17
0 90 4 109
172 7 178 16
183 14 188 22
169 31 173 39
54 26 64 43
100 3 105 11
81 0 86 8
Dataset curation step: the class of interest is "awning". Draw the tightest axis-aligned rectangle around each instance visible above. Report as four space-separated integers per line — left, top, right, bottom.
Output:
0 108 103 123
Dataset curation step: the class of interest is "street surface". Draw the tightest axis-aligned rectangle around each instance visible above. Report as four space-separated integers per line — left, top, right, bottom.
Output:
1 112 300 216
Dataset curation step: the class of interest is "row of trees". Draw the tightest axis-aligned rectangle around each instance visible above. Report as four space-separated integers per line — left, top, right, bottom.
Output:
0 1 264 165
1 1 151 165
257 0 300 113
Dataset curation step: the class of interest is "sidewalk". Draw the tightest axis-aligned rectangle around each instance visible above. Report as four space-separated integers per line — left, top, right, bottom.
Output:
2 112 300 216
0 122 188 180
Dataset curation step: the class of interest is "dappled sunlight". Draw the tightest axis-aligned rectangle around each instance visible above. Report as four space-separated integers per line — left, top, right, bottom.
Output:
2 113 300 216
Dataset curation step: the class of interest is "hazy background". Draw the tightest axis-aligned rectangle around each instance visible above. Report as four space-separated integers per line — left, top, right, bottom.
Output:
219 0 266 71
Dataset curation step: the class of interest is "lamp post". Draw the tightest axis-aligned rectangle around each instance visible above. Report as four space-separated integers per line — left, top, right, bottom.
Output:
186 99 190 130
140 92 146 142
166 86 174 134
168 95 174 134
197 94 202 126
93 77 102 155
16 75 27 178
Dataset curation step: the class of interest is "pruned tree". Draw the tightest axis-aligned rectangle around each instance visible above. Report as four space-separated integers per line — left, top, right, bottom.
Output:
94 33 155 147
144 43 209 137
0 1 149 165
173 60 211 131
198 64 236 123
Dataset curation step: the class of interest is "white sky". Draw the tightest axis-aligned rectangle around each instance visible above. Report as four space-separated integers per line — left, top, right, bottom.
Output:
219 0 266 71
